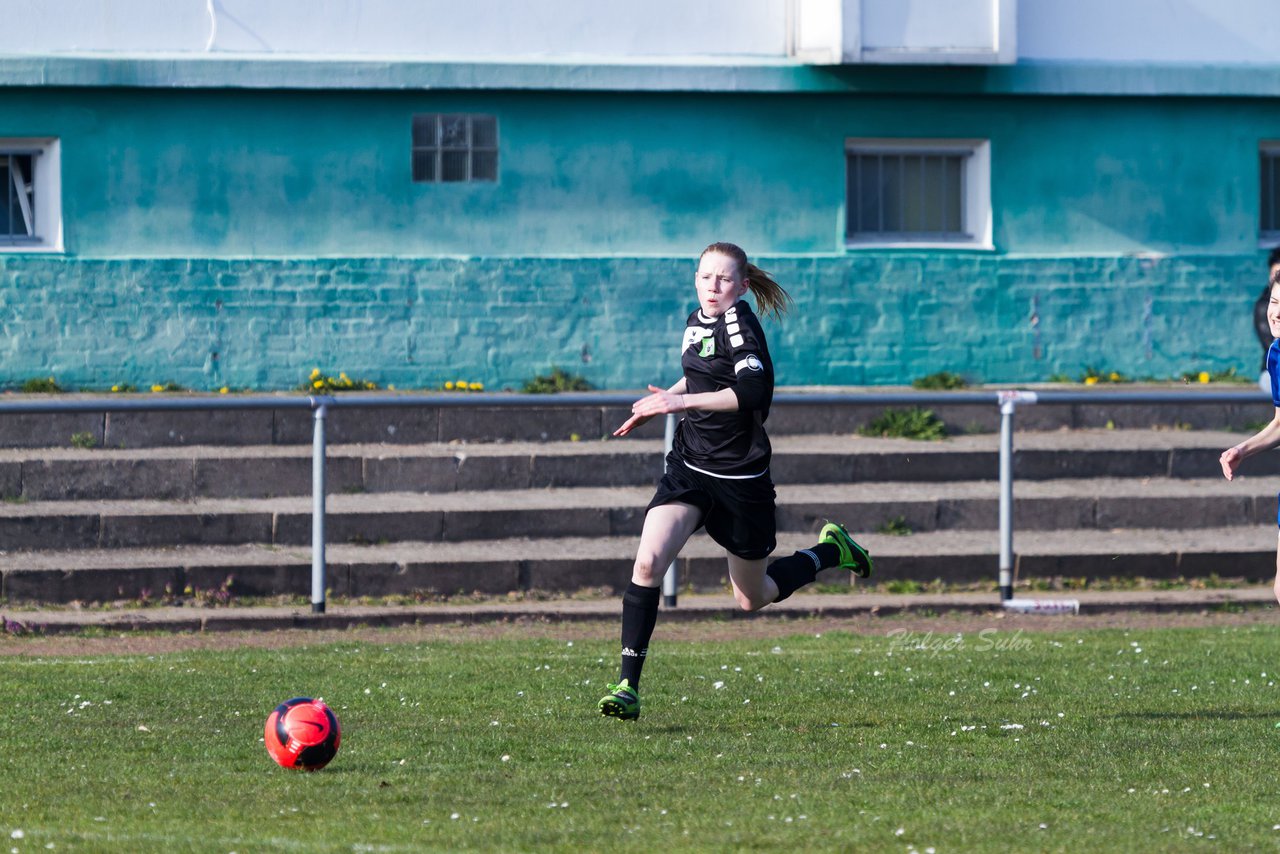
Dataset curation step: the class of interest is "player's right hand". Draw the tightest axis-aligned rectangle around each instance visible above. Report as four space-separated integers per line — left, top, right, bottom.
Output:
613 412 653 438
1219 445 1243 480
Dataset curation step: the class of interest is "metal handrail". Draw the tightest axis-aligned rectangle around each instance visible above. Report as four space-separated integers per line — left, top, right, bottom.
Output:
0 386 1265 612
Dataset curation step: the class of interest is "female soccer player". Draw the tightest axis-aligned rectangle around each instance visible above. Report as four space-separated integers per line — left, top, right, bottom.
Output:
598 242 873 721
1222 267 1280 604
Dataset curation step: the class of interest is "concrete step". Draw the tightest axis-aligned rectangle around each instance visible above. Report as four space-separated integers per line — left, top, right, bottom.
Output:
0 476 1274 552
1 526 1273 605
0 429 1265 501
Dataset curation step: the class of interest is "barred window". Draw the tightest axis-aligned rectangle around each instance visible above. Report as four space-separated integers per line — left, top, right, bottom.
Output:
1261 144 1280 241
412 114 498 183
1 151 36 245
845 139 990 248
0 139 61 252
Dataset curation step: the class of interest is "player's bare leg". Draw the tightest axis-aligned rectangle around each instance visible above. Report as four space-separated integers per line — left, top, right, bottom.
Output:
631 502 701 587
601 502 701 720
1273 532 1280 605
727 553 776 611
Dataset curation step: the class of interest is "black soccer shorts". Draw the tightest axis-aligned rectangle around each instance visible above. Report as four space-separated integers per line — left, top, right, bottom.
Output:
646 453 777 560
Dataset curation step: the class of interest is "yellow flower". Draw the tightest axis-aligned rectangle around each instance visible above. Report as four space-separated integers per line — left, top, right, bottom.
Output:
1198 371 1210 384
339 372 348 380
312 379 324 389
110 385 119 392
469 382 483 391
569 433 581 442
150 384 163 392
456 379 468 388
444 381 454 390
310 368 321 379
1108 372 1120 382
219 386 229 394
1084 376 1098 386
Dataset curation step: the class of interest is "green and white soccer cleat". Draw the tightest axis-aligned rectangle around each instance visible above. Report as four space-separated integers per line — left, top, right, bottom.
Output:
598 679 640 721
820 521 873 578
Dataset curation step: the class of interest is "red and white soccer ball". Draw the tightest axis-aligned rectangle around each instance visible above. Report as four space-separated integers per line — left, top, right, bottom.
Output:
264 697 341 771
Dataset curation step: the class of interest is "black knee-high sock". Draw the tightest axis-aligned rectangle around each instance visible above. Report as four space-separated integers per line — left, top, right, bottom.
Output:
619 582 661 689
767 543 841 602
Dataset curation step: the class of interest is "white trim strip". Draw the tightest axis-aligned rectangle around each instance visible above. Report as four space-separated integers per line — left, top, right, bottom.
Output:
682 459 769 480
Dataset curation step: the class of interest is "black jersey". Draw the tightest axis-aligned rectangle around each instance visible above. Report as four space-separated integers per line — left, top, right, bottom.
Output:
671 300 774 478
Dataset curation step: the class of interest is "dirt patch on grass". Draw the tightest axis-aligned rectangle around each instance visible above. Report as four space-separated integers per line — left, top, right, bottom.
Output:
0 607 1274 657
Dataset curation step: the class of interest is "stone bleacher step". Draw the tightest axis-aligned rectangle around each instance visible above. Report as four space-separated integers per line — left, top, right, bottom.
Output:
2 526 1274 605
0 429 1266 501
0 476 1275 553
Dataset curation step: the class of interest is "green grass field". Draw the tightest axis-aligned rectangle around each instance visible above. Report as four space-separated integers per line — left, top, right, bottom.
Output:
3 622 1280 852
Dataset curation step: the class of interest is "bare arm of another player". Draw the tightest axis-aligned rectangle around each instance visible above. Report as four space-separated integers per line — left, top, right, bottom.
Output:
1220 407 1280 480
613 381 742 437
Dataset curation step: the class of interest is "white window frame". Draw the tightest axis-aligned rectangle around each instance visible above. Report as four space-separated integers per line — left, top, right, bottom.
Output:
0 138 62 253
1260 141 1280 247
844 137 991 250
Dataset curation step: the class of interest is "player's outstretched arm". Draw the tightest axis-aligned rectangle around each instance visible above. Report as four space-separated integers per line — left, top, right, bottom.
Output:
1221 407 1280 480
613 382 688 437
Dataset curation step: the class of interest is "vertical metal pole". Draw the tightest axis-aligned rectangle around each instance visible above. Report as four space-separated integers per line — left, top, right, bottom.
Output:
311 401 328 614
661 412 678 607
998 398 1015 601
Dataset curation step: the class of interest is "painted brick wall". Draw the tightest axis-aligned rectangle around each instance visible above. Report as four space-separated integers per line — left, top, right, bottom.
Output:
0 253 1265 391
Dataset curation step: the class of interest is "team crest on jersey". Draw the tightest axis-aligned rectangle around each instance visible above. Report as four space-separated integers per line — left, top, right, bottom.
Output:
682 326 714 355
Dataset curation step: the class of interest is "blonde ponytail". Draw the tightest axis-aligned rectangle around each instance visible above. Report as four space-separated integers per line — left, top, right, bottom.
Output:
743 261 793 321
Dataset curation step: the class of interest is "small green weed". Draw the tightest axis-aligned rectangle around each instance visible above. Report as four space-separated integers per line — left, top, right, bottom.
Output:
1180 367 1252 385
70 431 97 449
21 376 63 393
857 408 947 441
303 368 378 393
876 516 913 536
1081 367 1128 384
884 578 925 594
1 615 43 636
523 367 592 394
911 371 969 390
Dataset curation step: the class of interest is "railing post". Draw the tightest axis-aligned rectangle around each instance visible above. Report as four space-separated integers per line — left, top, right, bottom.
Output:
997 391 1037 602
998 397 1016 601
662 412 678 608
311 399 329 614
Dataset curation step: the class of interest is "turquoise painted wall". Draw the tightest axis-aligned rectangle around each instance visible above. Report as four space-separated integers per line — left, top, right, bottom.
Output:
0 254 1264 390
2 88 1274 256
0 87 1275 387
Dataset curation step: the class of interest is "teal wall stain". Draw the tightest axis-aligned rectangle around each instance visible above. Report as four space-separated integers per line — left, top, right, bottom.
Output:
5 88 1275 256
0 86 1277 387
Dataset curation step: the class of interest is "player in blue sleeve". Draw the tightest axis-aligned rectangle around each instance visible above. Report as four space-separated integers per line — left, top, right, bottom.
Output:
1221 267 1280 604
598 242 873 721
